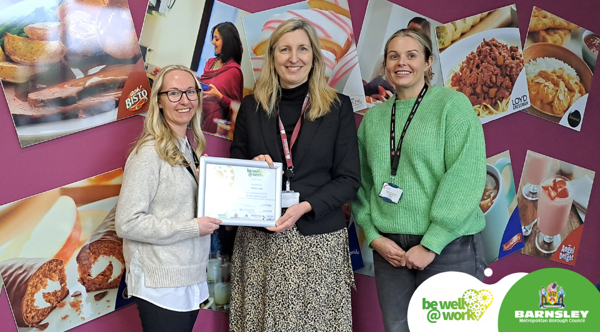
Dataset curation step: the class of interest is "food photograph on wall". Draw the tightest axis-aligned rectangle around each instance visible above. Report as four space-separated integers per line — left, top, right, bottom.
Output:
356 0 443 111
522 7 599 131
437 4 530 124
0 0 150 148
480 151 523 264
242 0 367 113
517 150 595 266
139 0 256 141
0 169 132 331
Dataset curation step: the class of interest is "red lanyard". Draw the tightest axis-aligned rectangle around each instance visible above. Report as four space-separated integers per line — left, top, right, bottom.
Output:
277 94 310 179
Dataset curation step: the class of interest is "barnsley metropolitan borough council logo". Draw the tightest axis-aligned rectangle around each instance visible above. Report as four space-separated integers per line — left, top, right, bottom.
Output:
539 282 566 309
499 268 600 331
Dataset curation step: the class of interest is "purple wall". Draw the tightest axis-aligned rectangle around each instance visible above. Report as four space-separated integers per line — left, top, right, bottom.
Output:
1 0 600 331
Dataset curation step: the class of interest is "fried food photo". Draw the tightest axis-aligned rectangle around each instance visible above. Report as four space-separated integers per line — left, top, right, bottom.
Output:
4 32 66 65
23 22 60 41
0 61 47 83
437 12 491 50
446 38 524 117
528 7 579 46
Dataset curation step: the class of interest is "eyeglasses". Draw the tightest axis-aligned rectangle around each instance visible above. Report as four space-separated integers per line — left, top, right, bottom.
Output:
158 89 201 103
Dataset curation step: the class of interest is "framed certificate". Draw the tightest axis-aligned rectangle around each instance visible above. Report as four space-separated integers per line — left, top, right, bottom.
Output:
197 157 282 227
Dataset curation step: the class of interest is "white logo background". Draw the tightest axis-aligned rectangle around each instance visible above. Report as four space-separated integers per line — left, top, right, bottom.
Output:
407 271 526 332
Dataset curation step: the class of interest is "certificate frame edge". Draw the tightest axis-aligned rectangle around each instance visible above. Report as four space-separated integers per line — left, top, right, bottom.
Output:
197 157 282 227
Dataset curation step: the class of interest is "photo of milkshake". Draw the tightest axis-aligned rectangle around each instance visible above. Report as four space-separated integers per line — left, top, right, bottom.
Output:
536 176 574 254
517 150 595 265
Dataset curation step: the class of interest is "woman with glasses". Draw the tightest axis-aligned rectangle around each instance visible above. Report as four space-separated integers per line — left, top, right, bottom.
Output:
221 19 360 331
199 22 244 137
116 65 222 332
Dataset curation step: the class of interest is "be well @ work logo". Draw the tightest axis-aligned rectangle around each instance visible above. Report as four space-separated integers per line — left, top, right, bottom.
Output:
423 289 493 322
407 271 525 331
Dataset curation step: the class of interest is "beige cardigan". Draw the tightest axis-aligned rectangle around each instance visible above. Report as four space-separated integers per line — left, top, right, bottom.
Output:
116 141 209 288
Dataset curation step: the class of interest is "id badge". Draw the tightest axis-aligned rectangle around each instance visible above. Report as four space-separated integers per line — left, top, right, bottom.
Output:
379 182 403 204
282 191 300 208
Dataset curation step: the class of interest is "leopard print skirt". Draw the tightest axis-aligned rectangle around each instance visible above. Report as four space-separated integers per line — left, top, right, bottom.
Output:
229 226 355 332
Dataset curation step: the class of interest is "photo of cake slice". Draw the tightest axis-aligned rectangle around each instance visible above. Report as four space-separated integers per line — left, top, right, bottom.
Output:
0 195 81 264
76 206 125 292
0 189 60 248
0 258 69 327
243 2 366 112
307 0 350 18
251 8 353 61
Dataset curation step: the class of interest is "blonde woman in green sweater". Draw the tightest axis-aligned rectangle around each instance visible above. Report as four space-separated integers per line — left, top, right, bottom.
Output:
352 28 487 332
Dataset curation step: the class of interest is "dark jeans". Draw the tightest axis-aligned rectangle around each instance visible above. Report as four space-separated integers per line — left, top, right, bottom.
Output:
134 297 199 332
373 233 486 332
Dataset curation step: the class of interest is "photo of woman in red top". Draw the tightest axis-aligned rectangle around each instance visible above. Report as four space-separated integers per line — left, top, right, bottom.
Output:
199 22 244 138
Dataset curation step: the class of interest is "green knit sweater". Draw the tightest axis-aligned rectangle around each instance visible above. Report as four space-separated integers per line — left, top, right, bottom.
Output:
352 85 486 254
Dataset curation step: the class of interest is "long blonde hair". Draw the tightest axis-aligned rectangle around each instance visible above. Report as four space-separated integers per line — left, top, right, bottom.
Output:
132 65 206 166
254 19 338 121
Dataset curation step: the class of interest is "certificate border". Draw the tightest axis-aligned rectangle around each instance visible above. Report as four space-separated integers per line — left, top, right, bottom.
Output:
197 157 282 227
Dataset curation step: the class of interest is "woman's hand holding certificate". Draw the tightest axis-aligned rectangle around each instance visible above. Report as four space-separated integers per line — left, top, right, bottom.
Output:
266 201 312 233
197 217 222 236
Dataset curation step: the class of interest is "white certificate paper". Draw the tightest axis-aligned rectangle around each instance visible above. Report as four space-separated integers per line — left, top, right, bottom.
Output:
197 157 282 227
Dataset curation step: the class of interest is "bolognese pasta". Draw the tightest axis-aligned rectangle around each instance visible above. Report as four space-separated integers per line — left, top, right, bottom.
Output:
445 38 524 117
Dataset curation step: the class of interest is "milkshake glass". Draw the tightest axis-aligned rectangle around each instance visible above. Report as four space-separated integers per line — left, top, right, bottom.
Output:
535 176 573 254
521 153 548 236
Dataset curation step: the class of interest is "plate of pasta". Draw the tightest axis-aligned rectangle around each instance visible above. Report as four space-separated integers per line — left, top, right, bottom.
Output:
440 28 525 118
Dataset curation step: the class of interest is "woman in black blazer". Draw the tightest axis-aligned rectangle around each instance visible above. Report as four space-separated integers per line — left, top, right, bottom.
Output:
222 19 360 332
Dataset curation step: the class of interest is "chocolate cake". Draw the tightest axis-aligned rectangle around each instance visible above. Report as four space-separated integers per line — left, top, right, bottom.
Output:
76 207 125 292
0 258 69 327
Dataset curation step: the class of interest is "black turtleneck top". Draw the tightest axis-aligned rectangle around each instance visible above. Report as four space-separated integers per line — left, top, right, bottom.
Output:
276 81 309 160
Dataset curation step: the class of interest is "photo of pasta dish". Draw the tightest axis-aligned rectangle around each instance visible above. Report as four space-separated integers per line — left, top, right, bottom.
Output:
445 38 524 117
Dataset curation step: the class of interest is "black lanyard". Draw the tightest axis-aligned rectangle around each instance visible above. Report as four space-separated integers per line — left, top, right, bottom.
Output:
390 84 428 177
184 149 200 183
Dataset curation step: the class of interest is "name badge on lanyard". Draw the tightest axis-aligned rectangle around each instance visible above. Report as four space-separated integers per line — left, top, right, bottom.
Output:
282 181 300 208
382 84 428 204
278 94 310 208
379 182 403 204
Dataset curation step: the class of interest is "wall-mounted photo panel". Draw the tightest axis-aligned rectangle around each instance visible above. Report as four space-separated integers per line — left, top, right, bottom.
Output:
357 0 443 112
242 0 367 112
1 0 150 148
518 151 595 265
522 7 598 131
195 1 253 140
481 151 523 264
353 220 374 277
437 4 530 124
139 0 254 141
0 169 132 331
